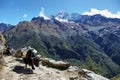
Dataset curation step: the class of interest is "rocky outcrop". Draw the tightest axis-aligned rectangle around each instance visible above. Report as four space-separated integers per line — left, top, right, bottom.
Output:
81 69 109 80
0 55 109 80
0 34 6 44
41 58 70 70
0 34 7 69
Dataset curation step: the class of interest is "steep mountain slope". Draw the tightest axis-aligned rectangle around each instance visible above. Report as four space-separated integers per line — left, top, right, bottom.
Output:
111 74 120 80
89 32 120 66
3 16 120 78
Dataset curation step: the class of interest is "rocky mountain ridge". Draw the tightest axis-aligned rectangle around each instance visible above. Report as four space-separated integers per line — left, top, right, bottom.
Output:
0 23 13 33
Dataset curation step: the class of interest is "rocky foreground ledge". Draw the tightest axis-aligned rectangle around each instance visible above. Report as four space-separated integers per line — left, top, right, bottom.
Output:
0 55 109 80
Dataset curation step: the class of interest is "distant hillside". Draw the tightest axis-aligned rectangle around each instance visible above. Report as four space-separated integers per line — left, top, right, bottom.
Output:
3 14 120 78
0 23 13 33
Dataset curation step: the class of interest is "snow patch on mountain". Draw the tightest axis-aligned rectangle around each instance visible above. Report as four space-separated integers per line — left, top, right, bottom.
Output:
55 17 68 22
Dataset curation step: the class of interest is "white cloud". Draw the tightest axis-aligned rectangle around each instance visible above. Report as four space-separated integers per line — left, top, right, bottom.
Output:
82 8 120 18
117 11 120 14
55 17 68 22
39 7 50 20
23 14 28 18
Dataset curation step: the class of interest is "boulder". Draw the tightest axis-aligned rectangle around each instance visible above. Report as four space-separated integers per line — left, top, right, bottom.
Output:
81 69 110 80
41 58 70 70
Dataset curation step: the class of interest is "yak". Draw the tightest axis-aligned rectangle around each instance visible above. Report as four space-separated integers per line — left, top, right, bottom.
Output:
22 49 40 70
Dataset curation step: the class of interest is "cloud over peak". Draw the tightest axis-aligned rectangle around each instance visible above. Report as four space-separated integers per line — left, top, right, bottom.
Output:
82 8 120 18
23 14 28 18
39 7 50 20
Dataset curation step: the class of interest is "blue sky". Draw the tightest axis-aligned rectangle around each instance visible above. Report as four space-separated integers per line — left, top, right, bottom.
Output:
0 0 120 25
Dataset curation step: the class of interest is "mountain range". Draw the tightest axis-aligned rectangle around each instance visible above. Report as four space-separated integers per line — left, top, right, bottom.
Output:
0 23 13 33
1 13 120 78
